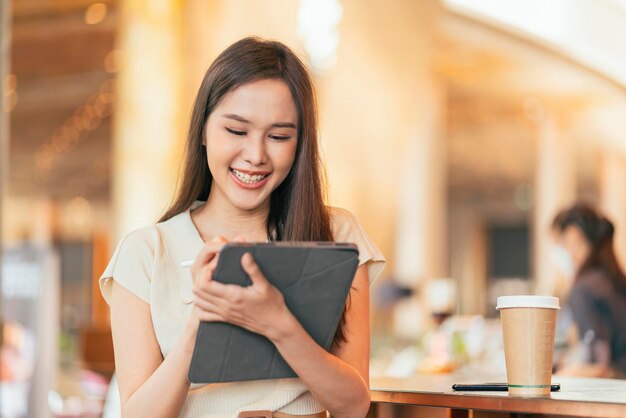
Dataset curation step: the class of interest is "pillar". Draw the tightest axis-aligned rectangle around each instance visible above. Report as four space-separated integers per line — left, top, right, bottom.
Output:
599 150 626 268
113 0 185 239
0 0 10 244
394 81 447 285
533 113 576 295
320 0 445 285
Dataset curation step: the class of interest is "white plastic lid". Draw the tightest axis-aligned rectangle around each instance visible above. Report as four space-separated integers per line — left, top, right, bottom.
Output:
496 295 560 310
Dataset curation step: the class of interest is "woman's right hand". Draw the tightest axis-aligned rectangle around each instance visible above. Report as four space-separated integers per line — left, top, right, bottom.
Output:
188 236 229 327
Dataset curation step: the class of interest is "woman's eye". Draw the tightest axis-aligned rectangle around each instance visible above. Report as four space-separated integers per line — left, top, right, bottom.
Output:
226 128 246 136
270 135 292 141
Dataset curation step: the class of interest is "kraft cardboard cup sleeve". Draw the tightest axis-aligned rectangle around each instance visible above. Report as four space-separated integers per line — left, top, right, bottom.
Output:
496 295 560 396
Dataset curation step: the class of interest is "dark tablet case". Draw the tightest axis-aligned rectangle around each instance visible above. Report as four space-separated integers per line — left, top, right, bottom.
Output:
188 242 359 384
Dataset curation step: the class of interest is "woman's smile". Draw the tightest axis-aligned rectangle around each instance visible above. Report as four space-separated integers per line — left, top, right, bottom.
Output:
229 167 272 189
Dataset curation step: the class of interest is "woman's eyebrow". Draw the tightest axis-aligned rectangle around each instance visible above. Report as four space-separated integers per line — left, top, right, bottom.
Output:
223 113 250 123
272 122 297 129
222 113 296 129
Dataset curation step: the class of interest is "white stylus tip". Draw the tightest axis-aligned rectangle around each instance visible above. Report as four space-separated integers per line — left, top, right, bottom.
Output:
180 260 194 268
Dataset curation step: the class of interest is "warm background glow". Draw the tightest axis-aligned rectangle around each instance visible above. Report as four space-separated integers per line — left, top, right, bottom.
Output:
2 0 626 415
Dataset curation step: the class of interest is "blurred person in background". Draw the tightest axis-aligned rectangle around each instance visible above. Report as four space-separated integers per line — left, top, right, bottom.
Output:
100 37 384 418
551 203 626 378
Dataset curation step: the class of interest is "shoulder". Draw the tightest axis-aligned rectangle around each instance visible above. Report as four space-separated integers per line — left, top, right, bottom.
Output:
569 270 613 315
328 206 357 221
327 206 362 240
154 202 201 241
107 225 160 273
155 209 187 235
157 208 190 227
117 225 158 253
575 268 612 297
100 225 159 305
326 206 386 284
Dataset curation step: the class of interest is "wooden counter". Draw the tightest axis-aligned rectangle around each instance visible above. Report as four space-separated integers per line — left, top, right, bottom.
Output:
369 372 626 417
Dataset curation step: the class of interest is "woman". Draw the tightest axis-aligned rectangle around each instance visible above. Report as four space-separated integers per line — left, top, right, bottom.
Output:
99 37 385 418
552 203 626 378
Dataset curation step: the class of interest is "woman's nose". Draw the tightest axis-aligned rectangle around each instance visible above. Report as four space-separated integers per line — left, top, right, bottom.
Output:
242 135 268 166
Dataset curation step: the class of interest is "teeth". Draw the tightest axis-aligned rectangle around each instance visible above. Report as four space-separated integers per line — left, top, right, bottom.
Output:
232 169 268 184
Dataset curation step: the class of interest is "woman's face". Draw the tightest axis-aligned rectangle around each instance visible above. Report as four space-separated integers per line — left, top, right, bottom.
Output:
204 78 298 212
553 225 592 273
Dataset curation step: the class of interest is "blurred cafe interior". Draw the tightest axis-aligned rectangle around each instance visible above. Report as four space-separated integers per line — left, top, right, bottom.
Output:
1 0 626 417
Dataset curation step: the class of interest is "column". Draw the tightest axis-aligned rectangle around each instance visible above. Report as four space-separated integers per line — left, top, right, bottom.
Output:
394 80 447 285
320 0 445 286
599 150 626 268
0 0 10 245
450 206 488 315
533 113 576 295
113 0 185 239
182 0 214 115
182 0 301 110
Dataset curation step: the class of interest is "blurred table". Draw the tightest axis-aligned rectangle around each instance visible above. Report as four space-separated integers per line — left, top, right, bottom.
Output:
369 372 626 417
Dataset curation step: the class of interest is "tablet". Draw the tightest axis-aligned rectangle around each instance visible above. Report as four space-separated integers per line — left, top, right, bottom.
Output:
188 242 359 384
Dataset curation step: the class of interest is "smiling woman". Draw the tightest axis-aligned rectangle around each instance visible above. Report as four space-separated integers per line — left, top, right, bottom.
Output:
98 37 385 418
202 79 298 212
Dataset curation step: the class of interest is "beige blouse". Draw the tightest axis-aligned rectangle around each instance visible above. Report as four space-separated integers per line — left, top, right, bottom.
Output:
100 202 385 418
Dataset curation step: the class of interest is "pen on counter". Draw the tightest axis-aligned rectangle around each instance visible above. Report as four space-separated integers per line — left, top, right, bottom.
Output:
181 260 194 268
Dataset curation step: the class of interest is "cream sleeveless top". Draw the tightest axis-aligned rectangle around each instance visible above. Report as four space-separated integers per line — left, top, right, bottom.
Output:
100 203 385 418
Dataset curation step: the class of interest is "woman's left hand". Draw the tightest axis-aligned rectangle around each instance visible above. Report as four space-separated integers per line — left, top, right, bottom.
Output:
192 252 294 339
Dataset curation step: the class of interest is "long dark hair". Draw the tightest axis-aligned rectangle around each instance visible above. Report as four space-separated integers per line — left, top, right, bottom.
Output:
552 203 626 294
159 37 352 345
160 37 332 242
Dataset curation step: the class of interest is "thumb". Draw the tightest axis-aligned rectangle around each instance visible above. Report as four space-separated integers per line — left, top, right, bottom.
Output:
209 235 228 268
241 253 269 288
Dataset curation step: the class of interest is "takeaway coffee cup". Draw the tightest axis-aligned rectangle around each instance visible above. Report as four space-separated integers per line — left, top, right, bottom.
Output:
496 295 560 396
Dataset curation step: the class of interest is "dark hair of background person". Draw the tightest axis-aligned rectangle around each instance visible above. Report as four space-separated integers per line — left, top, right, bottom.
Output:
159 37 353 345
552 202 626 295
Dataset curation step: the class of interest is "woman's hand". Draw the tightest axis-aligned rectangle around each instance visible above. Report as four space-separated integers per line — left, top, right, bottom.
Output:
192 251 294 339
188 236 228 327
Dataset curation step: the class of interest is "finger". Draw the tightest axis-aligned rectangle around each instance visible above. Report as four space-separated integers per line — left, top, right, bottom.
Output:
191 242 222 270
207 235 227 267
194 263 215 286
194 291 245 325
193 296 225 314
190 250 215 278
191 239 227 276
196 281 243 305
241 253 269 288
194 278 228 298
233 235 246 243
196 311 225 323
208 254 219 271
